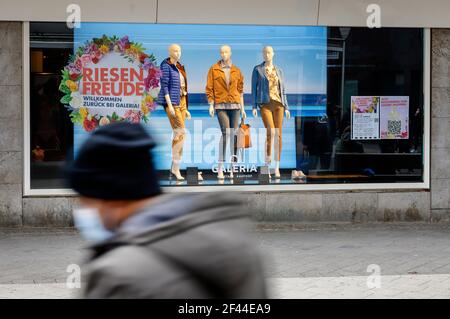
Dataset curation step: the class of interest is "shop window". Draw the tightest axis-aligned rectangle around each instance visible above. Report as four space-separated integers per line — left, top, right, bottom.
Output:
28 22 425 190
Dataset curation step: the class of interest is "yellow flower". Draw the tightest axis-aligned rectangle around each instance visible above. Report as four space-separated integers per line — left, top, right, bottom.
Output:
145 95 153 104
141 102 149 115
79 107 88 119
65 80 78 92
99 44 109 54
126 45 140 57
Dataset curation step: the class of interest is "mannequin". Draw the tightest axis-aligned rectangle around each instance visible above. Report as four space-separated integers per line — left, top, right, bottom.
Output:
157 44 191 180
206 45 246 179
251 46 291 179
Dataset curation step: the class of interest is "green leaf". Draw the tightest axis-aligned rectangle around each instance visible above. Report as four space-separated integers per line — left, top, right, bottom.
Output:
60 94 72 105
76 47 84 56
61 75 68 84
59 82 71 94
69 111 83 124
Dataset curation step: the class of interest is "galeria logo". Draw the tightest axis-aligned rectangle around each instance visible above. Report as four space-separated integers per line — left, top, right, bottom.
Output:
211 156 258 174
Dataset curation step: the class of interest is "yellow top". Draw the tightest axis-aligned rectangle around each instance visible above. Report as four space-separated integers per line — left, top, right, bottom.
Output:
265 65 282 103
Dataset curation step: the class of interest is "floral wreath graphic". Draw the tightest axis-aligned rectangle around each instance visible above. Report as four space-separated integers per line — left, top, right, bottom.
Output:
59 35 161 132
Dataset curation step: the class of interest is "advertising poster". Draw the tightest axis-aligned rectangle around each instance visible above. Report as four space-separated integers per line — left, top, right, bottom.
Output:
68 23 327 173
380 96 409 139
351 96 380 140
59 36 160 133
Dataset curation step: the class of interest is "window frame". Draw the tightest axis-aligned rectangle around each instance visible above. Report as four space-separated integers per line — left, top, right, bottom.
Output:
22 22 431 196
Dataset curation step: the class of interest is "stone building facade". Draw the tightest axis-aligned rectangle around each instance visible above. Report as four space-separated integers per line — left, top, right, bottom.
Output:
0 22 449 226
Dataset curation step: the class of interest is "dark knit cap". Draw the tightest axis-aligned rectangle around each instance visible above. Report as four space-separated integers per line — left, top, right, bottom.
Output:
66 122 161 200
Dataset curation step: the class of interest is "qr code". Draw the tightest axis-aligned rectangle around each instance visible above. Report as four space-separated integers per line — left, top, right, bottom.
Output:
388 120 401 135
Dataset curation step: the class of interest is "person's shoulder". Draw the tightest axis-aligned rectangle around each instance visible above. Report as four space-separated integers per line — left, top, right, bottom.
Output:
87 245 166 278
232 64 243 72
255 62 264 69
84 245 179 298
252 63 264 74
160 58 168 66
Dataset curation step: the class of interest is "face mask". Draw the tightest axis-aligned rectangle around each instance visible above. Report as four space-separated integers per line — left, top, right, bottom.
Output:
72 207 115 243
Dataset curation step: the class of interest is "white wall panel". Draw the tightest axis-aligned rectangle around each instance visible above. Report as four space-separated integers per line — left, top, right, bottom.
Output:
2 0 450 28
149 0 319 25
0 0 157 23
319 0 450 28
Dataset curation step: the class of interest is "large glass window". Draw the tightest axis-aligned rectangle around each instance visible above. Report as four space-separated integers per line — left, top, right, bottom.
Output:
29 23 74 189
28 22 425 189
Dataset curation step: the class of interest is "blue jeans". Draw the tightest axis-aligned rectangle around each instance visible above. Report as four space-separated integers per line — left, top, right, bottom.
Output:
216 109 240 163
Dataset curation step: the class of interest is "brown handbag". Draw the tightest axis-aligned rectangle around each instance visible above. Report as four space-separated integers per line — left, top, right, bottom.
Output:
237 118 252 149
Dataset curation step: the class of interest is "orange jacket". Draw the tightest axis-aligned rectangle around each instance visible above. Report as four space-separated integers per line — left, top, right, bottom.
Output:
205 61 244 104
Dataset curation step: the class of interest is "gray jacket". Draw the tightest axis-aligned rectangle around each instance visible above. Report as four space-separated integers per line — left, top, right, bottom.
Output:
82 193 267 299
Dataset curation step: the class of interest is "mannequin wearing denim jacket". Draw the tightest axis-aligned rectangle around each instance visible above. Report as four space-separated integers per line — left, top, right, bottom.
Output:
251 46 300 179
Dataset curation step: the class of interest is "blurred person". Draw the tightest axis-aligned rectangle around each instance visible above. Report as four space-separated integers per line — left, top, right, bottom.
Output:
65 122 267 299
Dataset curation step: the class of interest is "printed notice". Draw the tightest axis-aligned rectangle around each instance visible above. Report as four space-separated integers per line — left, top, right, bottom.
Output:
351 96 380 140
380 96 409 139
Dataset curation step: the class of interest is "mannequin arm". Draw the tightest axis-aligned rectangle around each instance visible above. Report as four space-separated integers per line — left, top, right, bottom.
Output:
165 94 175 117
209 103 215 117
205 67 214 104
206 67 215 117
240 94 246 119
285 109 291 119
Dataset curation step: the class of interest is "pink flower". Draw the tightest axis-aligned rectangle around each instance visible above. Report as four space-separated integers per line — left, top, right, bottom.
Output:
123 110 141 123
81 54 91 66
66 62 81 78
85 43 99 55
142 58 154 71
118 36 130 52
83 117 98 132
144 67 162 90
90 50 102 60
147 100 157 112
74 58 83 71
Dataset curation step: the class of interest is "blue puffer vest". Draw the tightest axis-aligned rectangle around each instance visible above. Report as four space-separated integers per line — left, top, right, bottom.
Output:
157 58 188 107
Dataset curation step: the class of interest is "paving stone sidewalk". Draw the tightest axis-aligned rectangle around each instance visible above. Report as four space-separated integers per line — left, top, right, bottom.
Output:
1 223 450 298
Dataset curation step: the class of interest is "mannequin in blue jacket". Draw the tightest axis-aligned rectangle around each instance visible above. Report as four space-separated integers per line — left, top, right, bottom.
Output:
251 46 291 179
158 44 191 181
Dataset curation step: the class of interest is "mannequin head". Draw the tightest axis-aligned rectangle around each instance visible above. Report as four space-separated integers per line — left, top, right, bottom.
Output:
220 45 232 64
263 46 275 63
168 44 182 62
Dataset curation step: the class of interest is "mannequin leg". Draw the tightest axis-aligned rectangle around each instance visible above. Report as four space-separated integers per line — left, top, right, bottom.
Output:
165 97 187 180
217 162 224 179
260 104 276 178
229 109 240 178
273 101 285 178
217 110 230 179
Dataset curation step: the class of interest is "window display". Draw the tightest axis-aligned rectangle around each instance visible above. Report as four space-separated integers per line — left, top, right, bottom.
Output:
70 23 327 186
206 45 246 180
251 46 297 180
28 22 425 189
